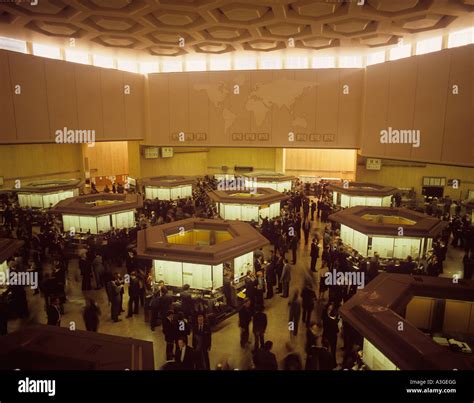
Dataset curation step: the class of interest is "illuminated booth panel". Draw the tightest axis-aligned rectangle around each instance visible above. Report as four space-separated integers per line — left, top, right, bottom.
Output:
337 192 392 208
245 179 292 192
0 260 7 291
341 224 424 258
153 260 224 290
145 185 192 201
219 202 280 222
63 210 135 234
152 250 253 291
18 189 78 208
363 338 399 370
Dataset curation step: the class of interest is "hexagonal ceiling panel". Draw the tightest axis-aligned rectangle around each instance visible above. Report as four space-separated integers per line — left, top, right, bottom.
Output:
0 0 471 58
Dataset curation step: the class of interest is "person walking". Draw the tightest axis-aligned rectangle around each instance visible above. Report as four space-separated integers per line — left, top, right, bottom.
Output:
239 299 253 348
288 290 301 337
280 259 292 298
252 307 267 351
83 298 101 331
310 238 320 272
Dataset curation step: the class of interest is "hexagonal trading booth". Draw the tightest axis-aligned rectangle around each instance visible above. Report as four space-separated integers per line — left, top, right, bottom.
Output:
141 176 195 200
207 188 288 223
329 206 447 259
52 194 143 234
137 218 269 323
328 182 398 208
137 218 269 291
243 172 294 192
15 179 83 208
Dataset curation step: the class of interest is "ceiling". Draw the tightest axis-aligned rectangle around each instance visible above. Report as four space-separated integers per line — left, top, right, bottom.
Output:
0 0 472 60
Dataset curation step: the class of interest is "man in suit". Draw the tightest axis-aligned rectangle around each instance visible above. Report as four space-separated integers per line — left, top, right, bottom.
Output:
46 297 61 326
162 310 176 361
303 220 311 246
192 313 212 370
310 238 320 272
106 273 122 322
180 284 193 320
310 200 317 221
126 271 140 317
244 271 256 308
280 259 292 298
253 340 278 370
252 307 267 351
239 298 252 348
175 337 195 370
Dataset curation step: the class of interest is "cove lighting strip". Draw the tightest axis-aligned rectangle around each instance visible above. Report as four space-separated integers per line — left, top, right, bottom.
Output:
0 27 472 75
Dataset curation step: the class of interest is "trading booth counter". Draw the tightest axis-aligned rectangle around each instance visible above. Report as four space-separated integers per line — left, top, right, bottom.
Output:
52 193 143 234
243 172 294 192
207 187 288 222
340 273 474 370
137 218 269 324
141 176 195 201
328 182 398 208
14 179 83 209
329 206 447 259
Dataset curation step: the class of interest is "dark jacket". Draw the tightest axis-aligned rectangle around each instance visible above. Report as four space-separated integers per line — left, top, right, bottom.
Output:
310 243 320 258
174 345 195 370
162 317 176 343
253 348 278 370
239 306 252 328
192 322 212 351
252 311 267 334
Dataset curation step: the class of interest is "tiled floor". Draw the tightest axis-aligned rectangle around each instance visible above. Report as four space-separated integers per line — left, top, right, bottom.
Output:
7 214 466 370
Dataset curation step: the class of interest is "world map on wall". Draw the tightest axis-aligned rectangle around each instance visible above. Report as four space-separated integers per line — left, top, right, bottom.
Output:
194 76 318 134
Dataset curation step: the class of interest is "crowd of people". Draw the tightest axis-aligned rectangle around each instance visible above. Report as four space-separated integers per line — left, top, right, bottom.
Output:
0 176 473 371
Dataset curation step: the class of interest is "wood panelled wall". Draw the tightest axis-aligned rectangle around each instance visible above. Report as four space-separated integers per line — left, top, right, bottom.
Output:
0 46 472 168
0 144 83 187
356 163 474 199
206 148 277 173
82 142 129 179
285 149 357 180
0 50 144 143
146 69 362 149
361 44 473 167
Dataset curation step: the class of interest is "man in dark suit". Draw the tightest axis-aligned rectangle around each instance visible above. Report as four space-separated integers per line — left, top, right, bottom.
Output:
310 238 320 272
192 313 212 370
162 310 176 361
46 297 61 326
175 337 195 370
126 271 140 317
252 307 267 351
239 299 252 348
180 284 193 320
253 340 278 370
